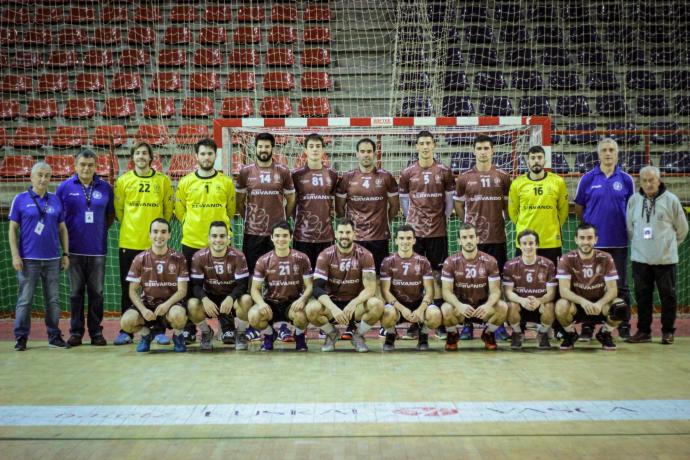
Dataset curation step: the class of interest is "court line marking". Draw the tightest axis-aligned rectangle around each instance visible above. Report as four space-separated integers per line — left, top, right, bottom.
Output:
0 400 689 426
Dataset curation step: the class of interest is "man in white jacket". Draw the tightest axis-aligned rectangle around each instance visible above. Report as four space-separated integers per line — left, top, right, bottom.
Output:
626 166 688 344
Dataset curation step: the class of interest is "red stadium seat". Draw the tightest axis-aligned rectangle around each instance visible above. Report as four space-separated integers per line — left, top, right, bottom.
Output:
93 125 126 147
228 48 259 67
271 4 298 22
0 99 20 119
24 28 52 46
111 72 142 92
204 6 232 23
35 7 63 24
301 48 331 66
0 28 19 45
11 52 42 70
68 7 95 24
143 97 176 117
127 27 156 45
304 5 332 22
304 27 331 44
134 6 161 23
221 97 254 117
0 127 6 147
63 98 96 119
25 99 57 119
176 125 209 145
193 48 224 66
83 50 113 68
0 53 7 68
0 154 34 178
101 7 128 24
298 97 331 117
260 96 292 117
159 49 187 67
301 71 332 90
57 28 87 45
136 125 169 146
168 154 197 179
150 72 182 91
46 50 79 68
45 155 75 178
233 26 261 44
181 97 215 117
268 25 297 44
170 5 198 23
119 49 150 67
37 74 68 93
52 126 88 148
2 8 29 25
237 6 265 22
265 48 295 66
0 75 32 93
189 72 220 91
225 72 256 90
102 97 136 118
74 73 104 92
92 27 121 45
199 27 226 44
263 72 295 91
164 26 192 45
95 154 119 178
13 127 47 148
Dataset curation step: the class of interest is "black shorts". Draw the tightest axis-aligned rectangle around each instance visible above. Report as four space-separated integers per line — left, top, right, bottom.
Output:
242 234 274 274
355 239 390 275
293 240 333 270
478 242 507 275
573 304 607 324
128 307 172 332
392 300 424 324
266 300 295 323
414 236 448 271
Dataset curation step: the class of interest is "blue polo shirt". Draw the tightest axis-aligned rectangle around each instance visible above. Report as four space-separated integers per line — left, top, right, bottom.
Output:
9 187 65 260
575 165 635 247
56 174 115 256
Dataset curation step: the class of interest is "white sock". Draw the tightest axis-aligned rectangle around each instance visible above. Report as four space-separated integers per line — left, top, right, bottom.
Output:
237 319 248 332
262 326 274 336
294 327 304 335
511 323 522 333
196 321 210 333
486 323 498 333
564 324 576 332
322 323 336 334
538 323 551 333
446 325 458 333
357 321 373 335
140 327 150 337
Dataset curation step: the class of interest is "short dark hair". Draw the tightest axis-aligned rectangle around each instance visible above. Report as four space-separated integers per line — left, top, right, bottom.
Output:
474 135 494 148
416 130 435 143
271 220 293 236
304 133 325 148
150 217 170 232
335 217 356 230
517 229 540 246
195 138 217 154
75 149 96 162
396 224 416 238
457 222 477 238
576 222 597 236
356 137 375 152
255 132 275 147
527 145 545 156
130 141 154 164
208 220 228 234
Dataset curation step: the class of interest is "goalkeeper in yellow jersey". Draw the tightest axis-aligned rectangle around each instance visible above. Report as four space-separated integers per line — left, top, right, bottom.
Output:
175 138 237 344
113 141 173 345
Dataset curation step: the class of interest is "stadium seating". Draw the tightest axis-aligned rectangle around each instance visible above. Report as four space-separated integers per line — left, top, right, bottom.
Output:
596 95 627 116
0 99 19 119
25 28 52 46
301 72 332 90
13 127 47 148
234 26 261 44
626 71 657 90
176 125 209 145
557 96 590 116
52 126 88 148
204 6 232 23
92 27 121 46
111 73 142 92
269 26 297 44
444 71 469 90
169 155 197 179
272 4 298 22
199 27 227 45
92 125 127 147
587 72 619 90
304 26 331 43
519 96 551 116
660 152 690 173
221 97 254 117
550 71 580 90
237 6 265 22
225 72 256 91
567 122 599 145
607 122 641 145
189 72 220 91
442 96 474 116
35 7 62 25
101 97 136 118
650 121 683 144
134 6 161 23
83 50 114 68
143 97 176 117
128 27 156 45
101 7 128 24
37 74 69 93
159 49 187 67
25 99 57 119
574 152 598 174
498 25 528 43
0 155 34 178
637 96 671 116
298 97 331 117
135 125 169 146
619 151 646 174
69 7 95 24
181 97 215 117
480 96 513 116
95 155 119 178
150 72 182 92
47 50 79 68
301 48 331 66
474 71 505 90
58 28 87 45
63 98 97 119
228 49 258 66
504 48 534 66
398 97 433 116
170 5 197 23
511 71 543 90
260 96 292 117
265 48 295 66
263 72 295 91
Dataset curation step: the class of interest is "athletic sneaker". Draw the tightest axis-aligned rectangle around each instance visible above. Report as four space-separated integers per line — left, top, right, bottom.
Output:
662 332 674 345
91 335 107 346
559 331 579 350
403 323 419 340
261 333 276 351
351 332 369 353
14 337 27 351
618 323 631 340
278 323 294 342
321 330 339 352
383 332 396 352
48 336 69 349
295 333 308 351
136 334 153 353
510 332 523 350
245 327 261 342
417 333 429 351
200 328 214 351
495 325 510 341
341 325 354 341
155 333 171 345
626 331 652 343
579 325 593 342
114 332 133 345
378 327 386 338
595 330 616 350
172 333 187 352
181 330 196 345
220 330 235 345
445 331 459 351
460 324 474 340
235 332 249 351
537 332 551 349
482 331 498 351
67 334 82 347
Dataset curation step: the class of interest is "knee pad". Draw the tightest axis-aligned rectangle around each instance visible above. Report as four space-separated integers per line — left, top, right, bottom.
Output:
609 301 630 321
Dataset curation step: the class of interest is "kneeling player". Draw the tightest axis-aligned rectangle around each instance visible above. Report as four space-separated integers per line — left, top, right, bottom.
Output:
249 221 313 351
503 229 557 350
440 223 508 351
380 225 438 351
120 218 189 352
306 218 384 352
187 221 253 351
556 223 627 350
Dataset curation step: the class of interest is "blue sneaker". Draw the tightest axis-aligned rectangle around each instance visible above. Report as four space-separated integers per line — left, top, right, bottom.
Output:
261 333 276 351
495 325 510 341
278 323 294 342
295 333 308 351
136 334 153 353
245 326 261 342
172 333 187 352
114 332 133 345
460 324 474 340
155 333 170 345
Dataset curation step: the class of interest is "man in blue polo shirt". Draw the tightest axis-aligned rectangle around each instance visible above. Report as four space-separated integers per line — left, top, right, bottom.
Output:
57 149 115 347
575 138 635 339
9 162 71 351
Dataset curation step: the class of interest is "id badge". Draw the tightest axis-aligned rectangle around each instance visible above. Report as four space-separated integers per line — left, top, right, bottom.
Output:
34 221 45 235
643 227 653 240
85 211 94 223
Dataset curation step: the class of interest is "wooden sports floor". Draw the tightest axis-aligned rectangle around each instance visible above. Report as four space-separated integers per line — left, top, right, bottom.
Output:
1 319 689 460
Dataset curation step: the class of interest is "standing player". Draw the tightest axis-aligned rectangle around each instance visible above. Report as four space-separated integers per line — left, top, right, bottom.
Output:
306 218 384 352
113 142 173 346
503 229 557 350
175 138 236 344
120 218 190 353
187 221 253 351
555 224 627 351
440 223 508 351
379 225 438 351
454 135 511 341
249 221 313 351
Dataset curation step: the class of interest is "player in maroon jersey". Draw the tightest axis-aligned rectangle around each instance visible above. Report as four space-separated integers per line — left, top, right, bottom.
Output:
379 225 438 351
306 218 384 352
440 223 508 351
249 221 313 352
503 229 557 350
556 223 627 351
186 221 254 352
120 218 190 353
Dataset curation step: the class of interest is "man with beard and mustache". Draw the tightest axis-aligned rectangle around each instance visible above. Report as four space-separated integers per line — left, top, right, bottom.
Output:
306 218 384 352
555 224 625 351
176 138 237 344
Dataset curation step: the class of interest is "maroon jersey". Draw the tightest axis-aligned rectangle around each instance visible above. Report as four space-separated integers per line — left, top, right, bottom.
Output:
399 161 455 238
380 252 434 305
237 163 295 236
314 243 376 302
127 249 189 308
454 166 511 244
557 249 619 302
502 255 557 298
292 166 338 243
441 251 500 306
336 168 398 241
190 247 249 298
253 249 312 303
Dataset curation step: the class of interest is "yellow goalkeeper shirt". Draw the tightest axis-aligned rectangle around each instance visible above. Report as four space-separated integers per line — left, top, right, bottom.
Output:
175 170 236 249
114 169 174 250
508 172 569 249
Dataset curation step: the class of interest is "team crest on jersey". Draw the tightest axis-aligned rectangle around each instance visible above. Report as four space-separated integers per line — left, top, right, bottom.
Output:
293 263 300 273
375 178 383 186
168 263 176 273
538 271 546 282
494 177 501 186
414 263 421 274
435 174 441 184
227 263 233 272
613 181 623 191
153 184 161 193
478 266 486 276
274 173 281 181
596 265 602 274
92 190 103 200
46 206 55 214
